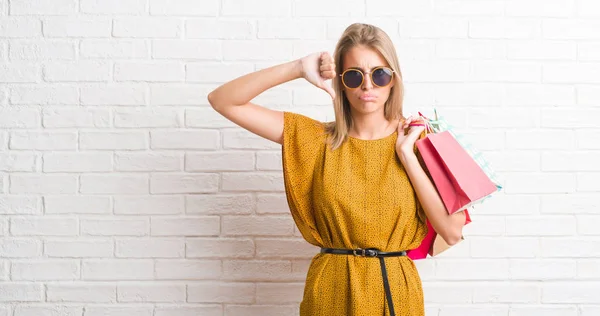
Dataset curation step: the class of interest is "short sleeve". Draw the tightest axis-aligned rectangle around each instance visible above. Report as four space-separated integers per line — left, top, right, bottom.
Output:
282 111 326 247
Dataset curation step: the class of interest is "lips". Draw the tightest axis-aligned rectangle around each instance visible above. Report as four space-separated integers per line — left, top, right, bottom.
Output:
359 94 376 101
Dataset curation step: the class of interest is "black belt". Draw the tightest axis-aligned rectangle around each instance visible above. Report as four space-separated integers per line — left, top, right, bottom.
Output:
320 247 407 316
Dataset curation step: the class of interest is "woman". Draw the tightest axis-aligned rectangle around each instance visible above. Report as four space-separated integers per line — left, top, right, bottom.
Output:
208 23 466 316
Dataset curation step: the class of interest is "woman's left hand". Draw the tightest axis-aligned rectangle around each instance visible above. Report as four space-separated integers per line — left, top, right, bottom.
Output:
395 115 426 156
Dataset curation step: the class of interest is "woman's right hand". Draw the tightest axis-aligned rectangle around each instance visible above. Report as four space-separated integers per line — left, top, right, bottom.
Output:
298 52 336 100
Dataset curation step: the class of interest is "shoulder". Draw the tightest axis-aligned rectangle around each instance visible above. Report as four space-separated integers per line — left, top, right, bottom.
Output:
283 111 328 140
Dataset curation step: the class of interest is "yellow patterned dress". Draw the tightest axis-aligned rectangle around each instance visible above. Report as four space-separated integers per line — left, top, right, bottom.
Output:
282 111 428 316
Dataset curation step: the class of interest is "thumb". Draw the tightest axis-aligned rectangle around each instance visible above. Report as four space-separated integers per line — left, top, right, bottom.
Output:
320 80 336 100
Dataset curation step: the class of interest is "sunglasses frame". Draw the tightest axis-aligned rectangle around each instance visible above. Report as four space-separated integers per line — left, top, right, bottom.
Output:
339 66 395 89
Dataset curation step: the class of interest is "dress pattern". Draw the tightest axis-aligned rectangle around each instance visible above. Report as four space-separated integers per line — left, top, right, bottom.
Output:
282 111 428 316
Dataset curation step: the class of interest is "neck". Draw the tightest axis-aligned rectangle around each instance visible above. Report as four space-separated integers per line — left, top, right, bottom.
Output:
348 110 397 140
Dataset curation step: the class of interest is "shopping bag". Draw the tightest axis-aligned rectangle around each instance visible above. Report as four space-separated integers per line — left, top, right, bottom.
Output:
406 210 472 260
416 130 498 214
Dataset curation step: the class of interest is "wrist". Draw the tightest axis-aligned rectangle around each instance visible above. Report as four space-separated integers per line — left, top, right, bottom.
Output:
397 147 417 162
292 59 304 80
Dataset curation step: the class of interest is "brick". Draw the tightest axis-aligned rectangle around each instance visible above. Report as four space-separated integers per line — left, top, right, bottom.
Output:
439 306 508 316
43 152 112 172
471 237 539 258
116 238 184 258
81 218 149 236
11 260 79 281
543 282 600 303
224 305 298 316
221 0 291 16
10 0 77 15
47 284 116 302
222 172 284 192
0 108 39 128
186 238 254 258
294 0 365 16
400 60 470 82
582 306 600 316
155 259 221 279
0 153 36 172
80 131 148 150
222 40 292 61
542 108 600 128
473 283 539 303
152 40 220 60
10 217 78 236
0 63 39 82
155 306 221 316
543 63 600 83
578 259 600 278
255 238 318 258
543 19 600 40
114 62 184 82
509 259 576 280
10 174 77 194
434 0 504 16
0 239 41 258
541 238 600 257
82 306 153 316
578 173 600 192
13 305 83 316
509 306 577 316
223 130 280 150
10 85 78 104
506 129 575 150
114 196 184 215
188 282 254 303
45 239 114 257
436 259 509 280
0 196 40 215
506 0 574 17
151 216 219 236
256 194 288 214
185 108 238 127
505 83 575 106
80 174 149 194
222 260 291 281
113 18 181 38
150 0 219 16
150 130 219 150
0 283 43 302
504 173 575 194
44 61 110 82
117 283 185 302
115 108 181 128
82 259 154 280
506 216 576 236
186 152 254 171
399 17 469 38
543 151 600 172
44 196 110 214
469 17 541 39
541 194 600 214
483 151 539 172
150 83 211 105
578 85 600 107
222 215 294 236
256 151 281 171
81 84 147 105
80 39 149 59
185 20 254 39
43 108 110 128
0 17 41 37
258 19 325 39
471 60 541 82
43 17 111 37
256 282 304 304
365 0 433 16
186 194 253 215
507 40 576 60
80 0 147 14
9 40 75 60
150 174 219 194
578 42 600 61
115 152 182 172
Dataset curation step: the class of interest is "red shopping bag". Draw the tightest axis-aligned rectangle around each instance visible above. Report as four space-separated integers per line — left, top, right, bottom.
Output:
415 130 498 215
407 211 471 260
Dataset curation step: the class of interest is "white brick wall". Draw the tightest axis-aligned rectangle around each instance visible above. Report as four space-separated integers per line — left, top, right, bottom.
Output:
0 0 598 315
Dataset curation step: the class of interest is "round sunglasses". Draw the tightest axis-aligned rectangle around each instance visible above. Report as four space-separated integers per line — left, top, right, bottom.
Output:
339 66 395 89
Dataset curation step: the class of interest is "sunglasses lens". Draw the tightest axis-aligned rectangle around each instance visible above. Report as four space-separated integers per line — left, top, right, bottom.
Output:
342 70 363 88
372 68 393 87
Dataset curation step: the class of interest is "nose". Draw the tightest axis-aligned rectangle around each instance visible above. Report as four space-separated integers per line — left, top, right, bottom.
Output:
362 72 373 90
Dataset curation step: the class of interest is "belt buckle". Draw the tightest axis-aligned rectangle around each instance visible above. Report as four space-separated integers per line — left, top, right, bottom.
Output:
353 248 378 257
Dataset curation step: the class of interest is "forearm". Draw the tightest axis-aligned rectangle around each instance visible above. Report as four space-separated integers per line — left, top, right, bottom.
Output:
399 150 465 245
208 59 303 109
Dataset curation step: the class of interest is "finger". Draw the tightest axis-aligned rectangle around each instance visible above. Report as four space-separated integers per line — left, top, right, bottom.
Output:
321 70 336 79
319 81 336 100
320 63 335 72
320 52 331 63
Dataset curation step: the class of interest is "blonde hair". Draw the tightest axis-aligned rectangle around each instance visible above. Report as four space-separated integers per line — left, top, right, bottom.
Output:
324 23 405 150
